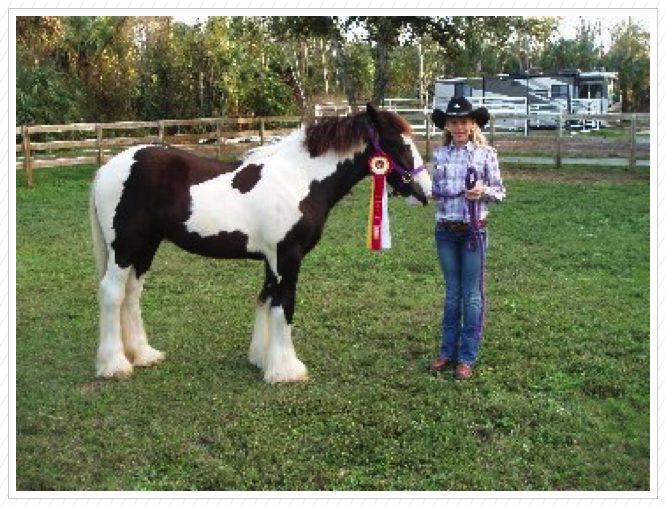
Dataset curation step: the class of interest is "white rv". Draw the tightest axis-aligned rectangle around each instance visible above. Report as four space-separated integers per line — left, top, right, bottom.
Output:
433 69 621 130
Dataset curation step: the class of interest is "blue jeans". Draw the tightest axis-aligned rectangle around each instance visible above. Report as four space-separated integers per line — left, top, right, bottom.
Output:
435 227 488 365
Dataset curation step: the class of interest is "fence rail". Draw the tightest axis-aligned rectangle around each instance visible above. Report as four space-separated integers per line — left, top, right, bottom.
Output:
403 112 648 172
16 112 649 187
16 116 303 187
502 112 648 171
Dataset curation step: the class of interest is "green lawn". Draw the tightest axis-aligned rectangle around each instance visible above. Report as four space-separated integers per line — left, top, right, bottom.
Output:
16 163 650 491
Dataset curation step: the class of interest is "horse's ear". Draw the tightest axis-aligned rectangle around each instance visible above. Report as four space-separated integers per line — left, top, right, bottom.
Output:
366 102 383 130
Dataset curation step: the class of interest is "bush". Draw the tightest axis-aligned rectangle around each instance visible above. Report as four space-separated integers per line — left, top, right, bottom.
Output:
238 66 298 117
16 49 83 126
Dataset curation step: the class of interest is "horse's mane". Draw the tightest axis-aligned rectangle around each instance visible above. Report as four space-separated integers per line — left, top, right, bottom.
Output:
304 110 412 157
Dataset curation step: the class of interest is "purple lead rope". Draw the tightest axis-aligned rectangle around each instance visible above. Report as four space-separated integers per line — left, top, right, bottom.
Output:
465 167 486 342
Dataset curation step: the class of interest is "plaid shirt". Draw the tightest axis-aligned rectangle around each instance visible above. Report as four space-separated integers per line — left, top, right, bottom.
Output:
432 141 505 223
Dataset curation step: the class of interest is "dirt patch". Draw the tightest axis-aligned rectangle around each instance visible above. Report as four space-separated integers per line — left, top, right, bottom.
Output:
504 167 649 185
418 135 650 185
416 136 649 167
494 136 649 158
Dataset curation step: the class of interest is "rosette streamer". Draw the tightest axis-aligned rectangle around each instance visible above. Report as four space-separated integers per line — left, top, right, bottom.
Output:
366 155 392 250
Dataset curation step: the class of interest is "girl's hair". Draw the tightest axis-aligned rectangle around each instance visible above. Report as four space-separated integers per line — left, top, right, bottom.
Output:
443 123 489 148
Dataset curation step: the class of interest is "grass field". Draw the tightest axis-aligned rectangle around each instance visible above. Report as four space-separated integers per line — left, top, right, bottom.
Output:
16 162 650 491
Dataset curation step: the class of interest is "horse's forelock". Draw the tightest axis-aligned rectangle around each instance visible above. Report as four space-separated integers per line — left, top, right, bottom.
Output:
304 109 412 157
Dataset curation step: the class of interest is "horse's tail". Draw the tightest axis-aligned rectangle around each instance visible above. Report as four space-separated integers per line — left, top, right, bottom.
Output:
90 179 108 279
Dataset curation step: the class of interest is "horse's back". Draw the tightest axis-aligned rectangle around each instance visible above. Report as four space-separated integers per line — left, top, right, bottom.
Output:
97 144 237 191
94 144 238 218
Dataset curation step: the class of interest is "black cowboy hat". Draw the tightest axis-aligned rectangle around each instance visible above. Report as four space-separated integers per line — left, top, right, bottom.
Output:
431 97 490 130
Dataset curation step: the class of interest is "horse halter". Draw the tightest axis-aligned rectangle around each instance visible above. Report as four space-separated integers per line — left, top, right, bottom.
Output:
366 125 426 194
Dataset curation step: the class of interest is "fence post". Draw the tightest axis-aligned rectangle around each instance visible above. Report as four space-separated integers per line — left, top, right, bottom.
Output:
158 120 165 146
425 115 431 161
524 115 528 137
556 112 563 170
489 115 495 147
629 113 637 172
216 118 222 160
22 125 33 188
260 118 265 146
96 123 104 166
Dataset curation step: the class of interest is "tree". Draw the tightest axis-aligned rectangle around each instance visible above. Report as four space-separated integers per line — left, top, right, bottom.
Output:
17 16 141 123
16 16 65 64
603 18 650 112
16 46 83 125
266 17 344 114
55 17 139 121
345 17 560 105
343 16 457 105
359 17 403 105
18 14 603 124
16 16 83 125
134 16 177 120
442 17 559 76
539 18 604 72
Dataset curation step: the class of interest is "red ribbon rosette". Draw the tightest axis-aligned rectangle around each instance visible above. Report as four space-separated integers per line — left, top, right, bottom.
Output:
366 154 392 250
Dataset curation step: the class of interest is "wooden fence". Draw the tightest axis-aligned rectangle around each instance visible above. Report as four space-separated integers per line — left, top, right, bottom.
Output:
404 111 649 173
16 112 649 187
16 116 303 187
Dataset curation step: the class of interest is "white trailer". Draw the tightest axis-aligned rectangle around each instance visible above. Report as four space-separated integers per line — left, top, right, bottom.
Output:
433 70 621 131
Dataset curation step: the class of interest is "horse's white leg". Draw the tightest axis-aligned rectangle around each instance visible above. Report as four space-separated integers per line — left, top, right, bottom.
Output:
248 297 271 369
124 270 165 367
96 262 133 379
120 296 131 358
263 305 308 383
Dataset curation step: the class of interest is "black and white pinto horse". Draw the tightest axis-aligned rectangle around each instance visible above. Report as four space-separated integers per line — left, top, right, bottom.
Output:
90 104 432 383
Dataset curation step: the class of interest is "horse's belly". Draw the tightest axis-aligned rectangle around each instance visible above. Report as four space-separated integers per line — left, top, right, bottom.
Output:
184 175 303 259
168 228 264 261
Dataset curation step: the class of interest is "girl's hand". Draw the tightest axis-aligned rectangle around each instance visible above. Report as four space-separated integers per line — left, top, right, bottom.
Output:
467 184 486 201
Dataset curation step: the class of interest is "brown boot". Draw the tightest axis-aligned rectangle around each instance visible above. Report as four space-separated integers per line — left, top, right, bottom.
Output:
430 356 451 372
455 363 474 380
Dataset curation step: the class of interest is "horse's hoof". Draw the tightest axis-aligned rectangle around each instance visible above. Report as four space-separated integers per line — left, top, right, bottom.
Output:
264 372 309 383
263 361 308 383
132 347 165 367
96 355 133 380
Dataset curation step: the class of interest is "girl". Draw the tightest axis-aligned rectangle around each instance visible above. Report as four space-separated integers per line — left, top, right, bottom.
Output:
429 97 506 380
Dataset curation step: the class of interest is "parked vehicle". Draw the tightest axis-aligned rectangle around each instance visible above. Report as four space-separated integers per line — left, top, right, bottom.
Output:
432 69 622 130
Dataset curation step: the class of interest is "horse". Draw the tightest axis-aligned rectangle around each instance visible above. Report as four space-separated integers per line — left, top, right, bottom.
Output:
90 103 432 383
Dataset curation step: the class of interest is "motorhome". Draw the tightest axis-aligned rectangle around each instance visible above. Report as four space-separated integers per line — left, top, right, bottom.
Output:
432 69 621 130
